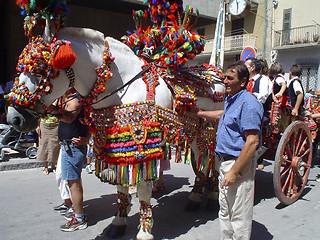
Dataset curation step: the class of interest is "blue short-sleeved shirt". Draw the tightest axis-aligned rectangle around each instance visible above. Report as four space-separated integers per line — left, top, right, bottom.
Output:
215 89 263 157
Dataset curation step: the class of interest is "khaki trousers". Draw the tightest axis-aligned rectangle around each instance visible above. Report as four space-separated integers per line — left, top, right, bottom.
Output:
218 158 257 240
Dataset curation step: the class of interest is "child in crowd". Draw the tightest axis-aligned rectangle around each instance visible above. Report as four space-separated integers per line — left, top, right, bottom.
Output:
269 62 288 105
288 64 304 116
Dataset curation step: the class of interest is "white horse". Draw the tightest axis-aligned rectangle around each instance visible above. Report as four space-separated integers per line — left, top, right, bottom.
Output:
7 26 224 240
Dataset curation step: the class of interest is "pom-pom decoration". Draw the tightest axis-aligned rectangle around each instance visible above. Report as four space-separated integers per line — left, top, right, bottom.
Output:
4 36 80 114
50 40 77 69
5 36 59 111
80 46 114 106
122 0 206 73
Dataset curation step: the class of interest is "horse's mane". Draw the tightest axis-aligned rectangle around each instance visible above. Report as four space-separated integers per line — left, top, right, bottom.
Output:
58 27 105 43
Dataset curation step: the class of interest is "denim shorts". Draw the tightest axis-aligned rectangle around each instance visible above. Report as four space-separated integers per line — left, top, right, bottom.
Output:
61 141 87 180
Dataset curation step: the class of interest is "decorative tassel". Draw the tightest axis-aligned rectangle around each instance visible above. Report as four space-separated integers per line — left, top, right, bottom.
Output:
165 143 170 160
207 155 211 170
175 146 181 163
197 155 202 171
185 148 191 164
51 41 76 69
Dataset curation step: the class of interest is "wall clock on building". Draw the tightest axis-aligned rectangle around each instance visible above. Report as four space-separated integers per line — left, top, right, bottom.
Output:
228 0 251 17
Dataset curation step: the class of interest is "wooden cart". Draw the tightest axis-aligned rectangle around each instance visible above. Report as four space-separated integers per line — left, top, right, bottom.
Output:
261 102 315 205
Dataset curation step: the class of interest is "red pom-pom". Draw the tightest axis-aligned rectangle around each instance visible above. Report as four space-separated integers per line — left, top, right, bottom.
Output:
51 43 77 69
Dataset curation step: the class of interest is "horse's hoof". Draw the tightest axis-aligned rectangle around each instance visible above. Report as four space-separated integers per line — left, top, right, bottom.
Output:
184 199 201 212
206 198 219 211
136 229 154 240
106 224 127 239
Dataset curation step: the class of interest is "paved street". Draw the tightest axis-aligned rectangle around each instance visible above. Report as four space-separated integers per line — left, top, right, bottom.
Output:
1 155 320 240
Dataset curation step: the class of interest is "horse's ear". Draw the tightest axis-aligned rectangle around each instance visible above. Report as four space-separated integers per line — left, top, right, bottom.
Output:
42 14 56 43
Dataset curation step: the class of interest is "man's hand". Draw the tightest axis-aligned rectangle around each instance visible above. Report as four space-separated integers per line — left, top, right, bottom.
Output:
221 170 238 187
291 108 298 116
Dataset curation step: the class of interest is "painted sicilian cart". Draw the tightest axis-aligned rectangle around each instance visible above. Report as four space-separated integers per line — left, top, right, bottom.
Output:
6 0 224 239
260 96 317 205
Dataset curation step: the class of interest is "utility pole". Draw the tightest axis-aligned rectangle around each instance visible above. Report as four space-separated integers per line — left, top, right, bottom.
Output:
209 0 225 69
264 0 274 65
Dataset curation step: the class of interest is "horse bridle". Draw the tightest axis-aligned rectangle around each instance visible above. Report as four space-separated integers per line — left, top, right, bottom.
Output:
89 64 152 106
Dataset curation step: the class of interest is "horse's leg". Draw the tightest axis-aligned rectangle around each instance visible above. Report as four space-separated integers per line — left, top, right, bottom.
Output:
185 169 207 211
136 181 154 240
107 185 131 239
206 159 220 211
185 141 206 211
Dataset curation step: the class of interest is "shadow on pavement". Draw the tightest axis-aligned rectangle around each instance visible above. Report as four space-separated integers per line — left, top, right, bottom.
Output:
84 193 117 227
152 174 191 198
254 170 275 205
251 220 274 240
152 191 218 240
93 174 218 239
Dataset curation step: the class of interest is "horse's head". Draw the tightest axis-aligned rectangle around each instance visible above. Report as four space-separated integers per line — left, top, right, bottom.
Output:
6 19 70 132
6 17 107 132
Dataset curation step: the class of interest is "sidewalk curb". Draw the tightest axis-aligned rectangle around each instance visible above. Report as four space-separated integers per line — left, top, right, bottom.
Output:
0 159 43 171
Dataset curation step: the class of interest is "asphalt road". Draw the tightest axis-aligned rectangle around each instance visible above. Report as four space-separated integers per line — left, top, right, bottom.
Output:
1 157 320 240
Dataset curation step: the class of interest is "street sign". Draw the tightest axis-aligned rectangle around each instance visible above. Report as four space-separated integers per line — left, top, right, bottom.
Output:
240 47 256 61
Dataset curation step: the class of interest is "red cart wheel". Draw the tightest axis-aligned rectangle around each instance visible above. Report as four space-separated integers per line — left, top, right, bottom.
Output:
273 121 312 205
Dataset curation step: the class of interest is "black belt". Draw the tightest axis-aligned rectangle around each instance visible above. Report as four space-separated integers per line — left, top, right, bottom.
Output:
217 155 236 162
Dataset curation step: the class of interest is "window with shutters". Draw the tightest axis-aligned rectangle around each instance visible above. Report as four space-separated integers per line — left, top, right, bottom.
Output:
282 8 292 45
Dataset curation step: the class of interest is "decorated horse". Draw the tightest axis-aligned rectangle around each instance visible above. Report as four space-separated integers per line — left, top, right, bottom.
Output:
7 1 225 239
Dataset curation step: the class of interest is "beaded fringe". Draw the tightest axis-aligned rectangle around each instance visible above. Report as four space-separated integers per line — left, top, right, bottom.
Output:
95 158 161 186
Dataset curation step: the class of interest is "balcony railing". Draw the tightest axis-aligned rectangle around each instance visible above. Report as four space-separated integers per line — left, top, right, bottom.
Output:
274 24 320 47
203 34 257 53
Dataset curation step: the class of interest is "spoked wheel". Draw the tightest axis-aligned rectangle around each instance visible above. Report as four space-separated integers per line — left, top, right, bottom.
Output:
0 149 7 161
273 121 313 205
26 146 37 159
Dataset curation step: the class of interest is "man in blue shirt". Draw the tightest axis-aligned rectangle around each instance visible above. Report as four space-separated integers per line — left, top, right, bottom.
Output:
191 61 263 239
